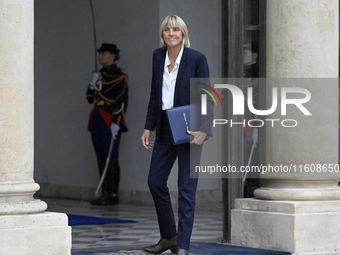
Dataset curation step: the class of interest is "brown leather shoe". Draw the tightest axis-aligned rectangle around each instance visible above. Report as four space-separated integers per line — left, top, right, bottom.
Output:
176 249 189 255
143 236 177 254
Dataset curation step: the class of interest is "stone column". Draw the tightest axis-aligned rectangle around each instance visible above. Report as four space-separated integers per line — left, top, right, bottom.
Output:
231 1 340 254
0 1 71 254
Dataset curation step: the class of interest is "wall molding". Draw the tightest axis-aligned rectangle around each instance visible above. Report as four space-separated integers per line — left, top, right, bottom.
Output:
36 183 220 206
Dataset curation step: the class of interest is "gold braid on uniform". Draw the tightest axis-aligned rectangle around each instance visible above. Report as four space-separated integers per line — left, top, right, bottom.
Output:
98 74 129 103
244 78 258 88
113 103 125 117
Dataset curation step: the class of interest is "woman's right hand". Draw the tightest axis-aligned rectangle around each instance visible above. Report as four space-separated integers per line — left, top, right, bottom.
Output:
141 129 154 149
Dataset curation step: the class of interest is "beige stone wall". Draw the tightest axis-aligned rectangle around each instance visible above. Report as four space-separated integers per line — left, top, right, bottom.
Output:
0 1 71 253
267 0 338 78
255 0 340 200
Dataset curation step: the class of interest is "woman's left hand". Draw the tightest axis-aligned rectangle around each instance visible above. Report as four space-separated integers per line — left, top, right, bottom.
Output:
187 130 207 145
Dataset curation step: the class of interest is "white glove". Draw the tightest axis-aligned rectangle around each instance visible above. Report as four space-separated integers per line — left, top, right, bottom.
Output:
89 72 101 90
252 127 258 147
110 123 120 140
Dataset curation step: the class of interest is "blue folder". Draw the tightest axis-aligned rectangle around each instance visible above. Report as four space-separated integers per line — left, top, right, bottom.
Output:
166 104 201 145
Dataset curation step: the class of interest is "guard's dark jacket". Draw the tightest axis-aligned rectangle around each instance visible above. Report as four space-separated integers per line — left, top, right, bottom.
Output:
243 62 259 142
86 64 129 132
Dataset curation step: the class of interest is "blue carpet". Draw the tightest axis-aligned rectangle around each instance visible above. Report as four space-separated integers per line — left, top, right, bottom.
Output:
67 214 138 226
72 243 291 254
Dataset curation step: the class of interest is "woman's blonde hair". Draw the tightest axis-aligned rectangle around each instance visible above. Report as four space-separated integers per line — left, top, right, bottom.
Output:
160 15 190 49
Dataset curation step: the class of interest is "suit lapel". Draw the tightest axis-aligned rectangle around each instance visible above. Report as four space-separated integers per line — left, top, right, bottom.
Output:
174 47 188 106
158 50 166 109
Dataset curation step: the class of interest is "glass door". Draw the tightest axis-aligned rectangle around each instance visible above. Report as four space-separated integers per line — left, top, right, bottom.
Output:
221 0 266 242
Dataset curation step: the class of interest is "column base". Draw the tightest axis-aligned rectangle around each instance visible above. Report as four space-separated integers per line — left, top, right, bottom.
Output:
0 182 48 214
0 211 71 255
254 180 340 201
231 198 340 255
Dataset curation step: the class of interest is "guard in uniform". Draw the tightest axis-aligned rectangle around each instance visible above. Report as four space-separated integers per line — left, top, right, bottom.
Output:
243 40 259 197
86 43 128 206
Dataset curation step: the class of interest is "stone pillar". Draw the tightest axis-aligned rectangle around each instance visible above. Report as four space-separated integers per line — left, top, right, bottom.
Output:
231 1 340 254
0 1 71 254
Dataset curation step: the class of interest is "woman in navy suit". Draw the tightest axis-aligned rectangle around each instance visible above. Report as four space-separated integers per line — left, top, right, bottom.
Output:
141 15 213 255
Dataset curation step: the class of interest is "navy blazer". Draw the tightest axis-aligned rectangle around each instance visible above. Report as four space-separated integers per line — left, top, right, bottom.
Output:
144 47 213 140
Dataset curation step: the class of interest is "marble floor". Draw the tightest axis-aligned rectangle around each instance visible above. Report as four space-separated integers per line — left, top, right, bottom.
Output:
43 198 224 252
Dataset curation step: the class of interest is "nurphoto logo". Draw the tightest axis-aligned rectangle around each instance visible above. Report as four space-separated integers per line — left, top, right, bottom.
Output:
200 84 312 128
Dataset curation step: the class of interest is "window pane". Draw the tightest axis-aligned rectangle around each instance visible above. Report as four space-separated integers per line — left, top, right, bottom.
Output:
244 0 259 26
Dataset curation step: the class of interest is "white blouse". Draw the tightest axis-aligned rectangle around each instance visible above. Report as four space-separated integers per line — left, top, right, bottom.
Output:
162 45 184 110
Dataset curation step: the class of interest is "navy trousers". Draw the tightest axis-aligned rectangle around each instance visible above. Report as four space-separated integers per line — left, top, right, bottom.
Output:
90 109 121 164
147 112 203 249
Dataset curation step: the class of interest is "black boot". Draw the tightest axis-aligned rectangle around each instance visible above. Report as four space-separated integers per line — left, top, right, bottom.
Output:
90 181 113 206
110 162 120 194
106 162 120 205
90 163 120 206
